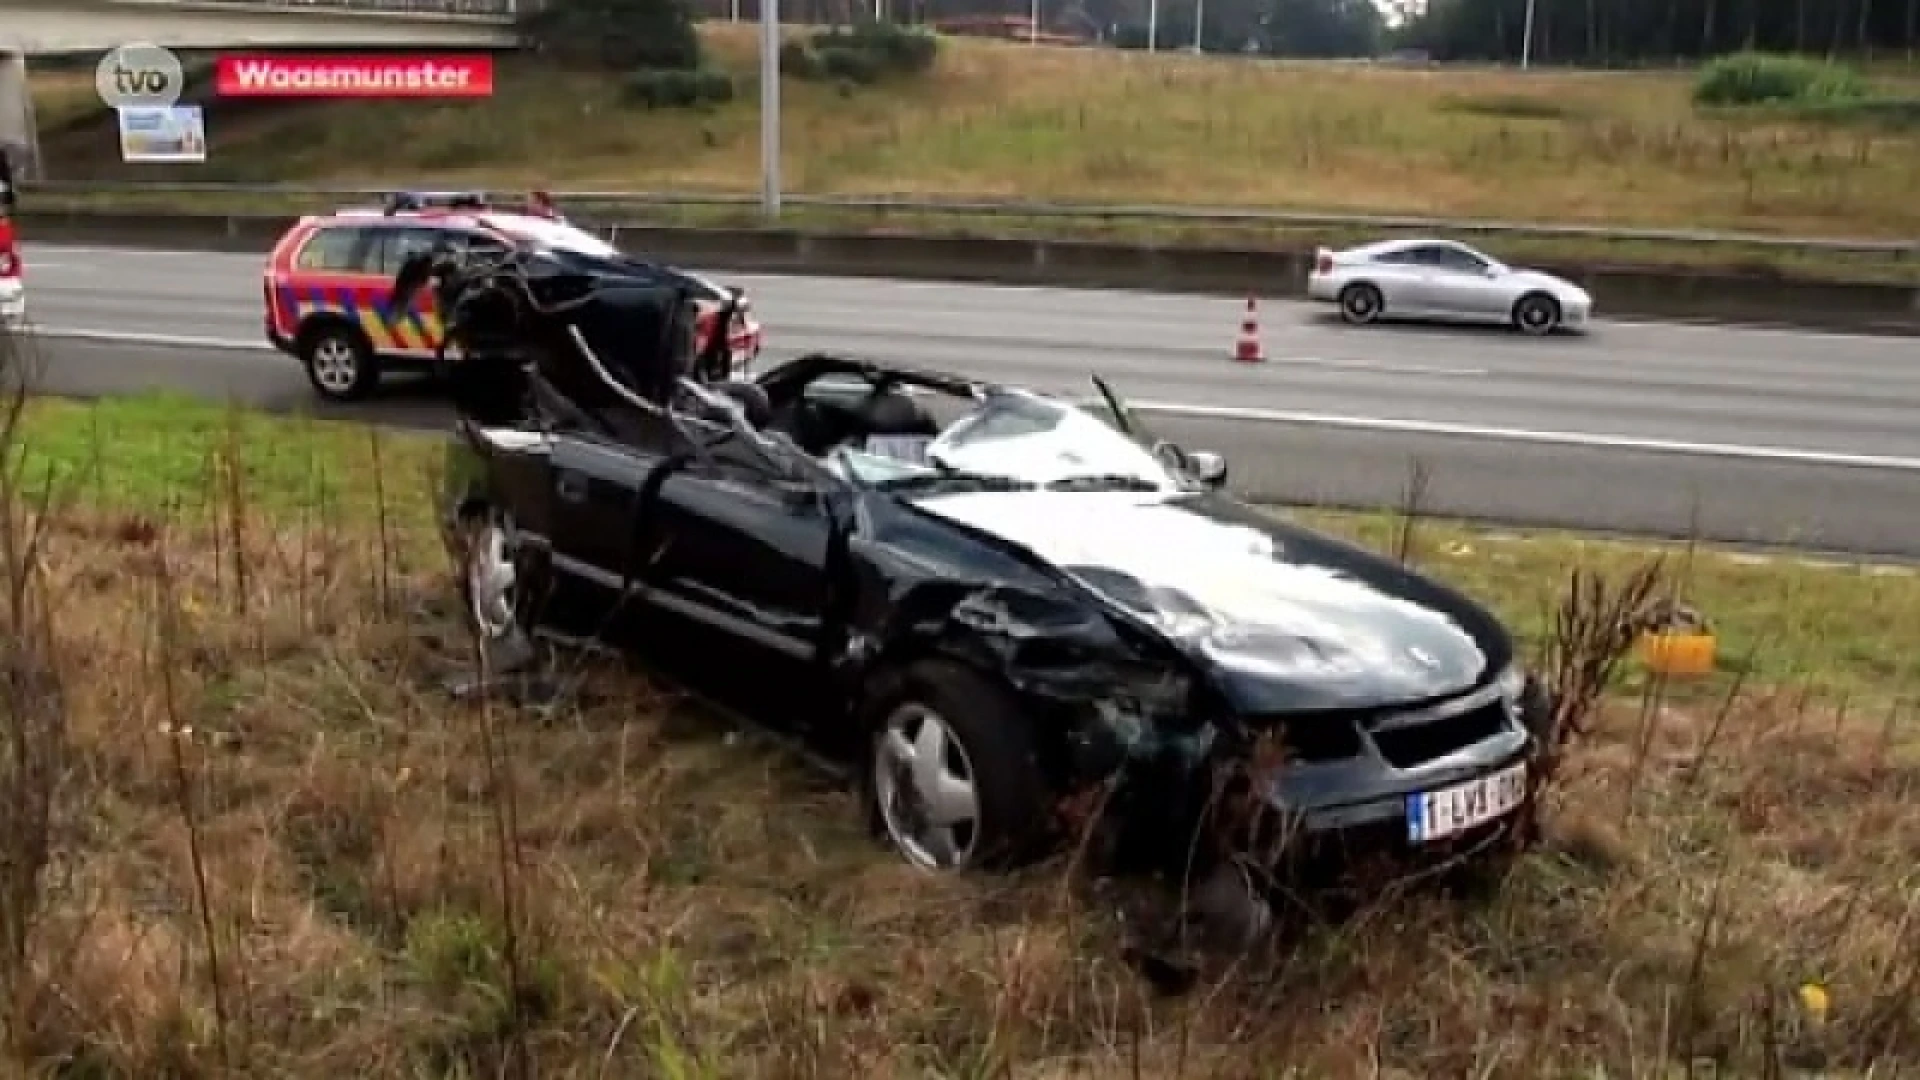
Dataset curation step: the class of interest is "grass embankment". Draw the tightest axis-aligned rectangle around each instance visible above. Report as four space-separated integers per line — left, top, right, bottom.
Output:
3 384 1917 1075
26 31 1920 283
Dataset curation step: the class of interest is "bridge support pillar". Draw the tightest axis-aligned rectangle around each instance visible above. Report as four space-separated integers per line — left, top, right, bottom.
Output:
0 50 41 181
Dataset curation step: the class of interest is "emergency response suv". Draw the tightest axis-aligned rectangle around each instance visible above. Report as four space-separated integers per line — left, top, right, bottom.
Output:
0 154 22 330
0 226 20 330
263 191 762 401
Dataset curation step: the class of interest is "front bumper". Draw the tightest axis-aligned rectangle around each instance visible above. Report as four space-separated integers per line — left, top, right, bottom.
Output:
1243 676 1546 878
1099 675 1546 884
1560 301 1593 331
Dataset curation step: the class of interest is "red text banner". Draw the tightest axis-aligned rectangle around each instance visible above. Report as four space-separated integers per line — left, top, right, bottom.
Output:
215 54 495 98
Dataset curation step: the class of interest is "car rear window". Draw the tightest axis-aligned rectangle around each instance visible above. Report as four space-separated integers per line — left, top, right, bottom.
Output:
294 225 373 272
371 226 448 276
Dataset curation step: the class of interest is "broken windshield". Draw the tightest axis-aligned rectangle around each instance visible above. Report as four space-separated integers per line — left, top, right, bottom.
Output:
840 389 1195 494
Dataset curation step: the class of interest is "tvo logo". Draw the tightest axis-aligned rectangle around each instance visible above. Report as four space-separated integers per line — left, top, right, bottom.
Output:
95 43 185 109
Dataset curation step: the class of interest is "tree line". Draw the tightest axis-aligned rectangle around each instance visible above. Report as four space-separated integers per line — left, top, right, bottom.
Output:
1404 0 1920 65
543 0 1920 63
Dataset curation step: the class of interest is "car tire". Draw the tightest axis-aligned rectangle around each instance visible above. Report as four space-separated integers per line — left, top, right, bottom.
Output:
299 322 380 402
455 506 544 673
862 659 1053 873
1338 283 1384 326
1512 293 1561 337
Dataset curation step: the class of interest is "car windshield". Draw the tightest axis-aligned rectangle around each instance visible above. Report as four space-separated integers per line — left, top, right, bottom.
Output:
833 388 1194 494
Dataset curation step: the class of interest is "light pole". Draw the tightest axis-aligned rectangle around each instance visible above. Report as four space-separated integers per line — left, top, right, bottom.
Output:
1148 0 1158 51
1191 0 1203 51
760 0 781 218
1520 0 1535 69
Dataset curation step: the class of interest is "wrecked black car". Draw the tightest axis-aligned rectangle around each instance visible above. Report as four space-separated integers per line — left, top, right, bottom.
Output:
429 269 1553 882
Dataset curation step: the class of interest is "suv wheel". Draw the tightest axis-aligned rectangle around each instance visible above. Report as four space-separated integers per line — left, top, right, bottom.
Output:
862 660 1052 872
300 324 379 401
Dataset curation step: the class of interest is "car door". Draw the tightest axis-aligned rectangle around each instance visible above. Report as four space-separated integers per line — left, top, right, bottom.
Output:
418 227 513 357
1368 247 1437 313
284 222 385 337
546 430 659 592
641 431 839 673
1419 245 1508 321
364 224 459 361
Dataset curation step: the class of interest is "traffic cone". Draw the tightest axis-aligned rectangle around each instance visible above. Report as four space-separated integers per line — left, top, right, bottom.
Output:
1233 295 1265 363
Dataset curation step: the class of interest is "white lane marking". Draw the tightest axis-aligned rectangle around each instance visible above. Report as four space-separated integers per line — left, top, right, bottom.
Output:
27 323 1918 471
30 326 269 352
777 328 1486 376
21 244 1917 345
25 243 247 259
1277 356 1485 377
39 324 1483 376
1124 399 1920 472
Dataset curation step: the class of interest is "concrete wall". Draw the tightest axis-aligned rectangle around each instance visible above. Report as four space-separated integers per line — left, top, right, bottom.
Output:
0 51 38 182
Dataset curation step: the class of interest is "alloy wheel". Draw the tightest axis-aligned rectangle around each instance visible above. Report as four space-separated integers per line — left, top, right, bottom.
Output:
873 702 981 870
310 337 361 394
1516 296 1559 336
467 518 519 642
1341 285 1381 324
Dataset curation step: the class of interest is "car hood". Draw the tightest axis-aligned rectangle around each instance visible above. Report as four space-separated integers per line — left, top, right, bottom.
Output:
909 489 1510 714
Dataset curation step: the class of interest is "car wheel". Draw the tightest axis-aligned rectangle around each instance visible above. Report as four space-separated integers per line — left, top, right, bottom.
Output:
1338 283 1384 326
456 507 542 671
1512 293 1561 337
300 323 379 402
863 660 1052 873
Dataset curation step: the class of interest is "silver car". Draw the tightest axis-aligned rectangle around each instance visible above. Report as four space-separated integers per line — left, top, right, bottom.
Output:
1306 238 1592 335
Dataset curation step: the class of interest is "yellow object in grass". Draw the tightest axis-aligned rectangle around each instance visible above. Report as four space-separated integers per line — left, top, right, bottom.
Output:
1636 601 1716 676
1797 982 1830 1027
1635 629 1717 676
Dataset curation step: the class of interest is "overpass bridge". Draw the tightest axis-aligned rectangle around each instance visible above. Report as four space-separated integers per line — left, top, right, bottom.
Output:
2 0 521 179
5 0 519 54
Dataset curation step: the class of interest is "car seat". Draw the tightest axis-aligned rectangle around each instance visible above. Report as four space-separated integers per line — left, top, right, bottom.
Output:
855 387 939 463
705 380 772 429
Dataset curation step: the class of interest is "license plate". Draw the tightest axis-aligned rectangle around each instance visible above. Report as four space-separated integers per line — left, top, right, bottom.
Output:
1405 763 1527 844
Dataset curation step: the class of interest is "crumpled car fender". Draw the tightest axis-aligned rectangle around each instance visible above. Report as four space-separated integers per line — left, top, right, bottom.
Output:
841 577 1226 795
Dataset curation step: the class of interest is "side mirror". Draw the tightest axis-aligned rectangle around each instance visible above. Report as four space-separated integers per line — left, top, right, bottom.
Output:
1188 450 1228 489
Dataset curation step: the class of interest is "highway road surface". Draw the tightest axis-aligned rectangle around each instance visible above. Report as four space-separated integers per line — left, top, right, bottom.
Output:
16 242 1920 558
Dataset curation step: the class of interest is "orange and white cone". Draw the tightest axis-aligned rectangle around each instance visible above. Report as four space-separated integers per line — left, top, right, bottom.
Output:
1233 295 1265 363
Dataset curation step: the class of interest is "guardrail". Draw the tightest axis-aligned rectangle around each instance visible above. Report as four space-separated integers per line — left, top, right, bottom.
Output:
20 181 1918 260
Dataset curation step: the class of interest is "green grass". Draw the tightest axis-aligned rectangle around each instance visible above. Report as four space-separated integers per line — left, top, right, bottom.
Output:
5 388 1918 1076
17 394 445 531
16 392 1919 702
26 32 1920 282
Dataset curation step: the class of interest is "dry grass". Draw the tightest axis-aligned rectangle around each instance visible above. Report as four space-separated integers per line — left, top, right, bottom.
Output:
26 32 1920 276
0 374 1916 1074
